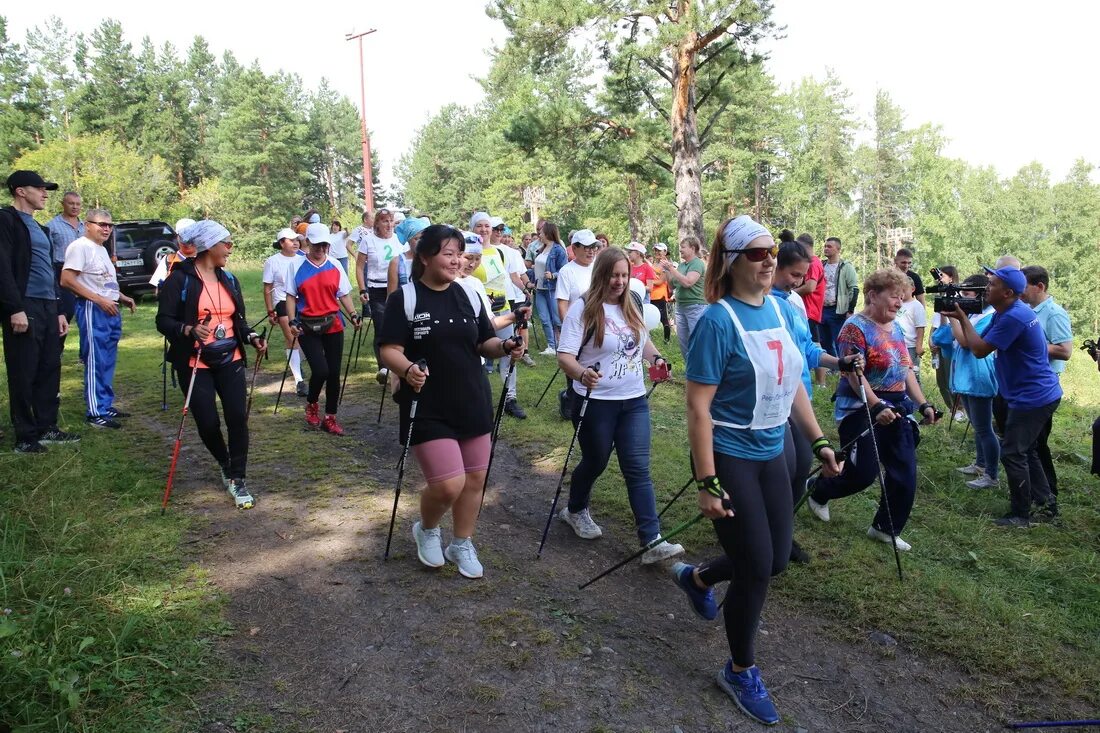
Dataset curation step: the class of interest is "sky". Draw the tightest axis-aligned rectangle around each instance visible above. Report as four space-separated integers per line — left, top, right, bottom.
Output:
6 0 1099 188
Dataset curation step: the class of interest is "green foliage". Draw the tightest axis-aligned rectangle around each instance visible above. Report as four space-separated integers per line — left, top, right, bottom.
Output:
0 16 45 168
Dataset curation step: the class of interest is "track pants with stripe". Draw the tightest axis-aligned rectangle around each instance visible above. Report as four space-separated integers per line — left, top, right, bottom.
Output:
75 298 122 418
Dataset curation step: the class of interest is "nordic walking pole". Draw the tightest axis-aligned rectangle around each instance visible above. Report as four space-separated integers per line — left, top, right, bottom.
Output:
854 360 904 581
384 359 427 560
657 451 696 518
273 333 298 415
578 499 733 590
537 361 600 558
1007 720 1100 730
245 327 268 423
339 319 363 406
376 378 388 424
534 367 561 409
479 334 523 517
161 310 212 515
354 317 371 369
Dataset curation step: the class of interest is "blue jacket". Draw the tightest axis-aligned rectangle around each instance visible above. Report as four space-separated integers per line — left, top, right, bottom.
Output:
539 242 568 292
950 311 998 398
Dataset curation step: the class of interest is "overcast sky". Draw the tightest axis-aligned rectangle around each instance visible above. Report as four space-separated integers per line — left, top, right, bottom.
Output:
7 0 1098 187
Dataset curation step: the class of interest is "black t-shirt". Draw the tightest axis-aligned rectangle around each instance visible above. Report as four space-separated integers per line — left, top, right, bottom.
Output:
380 281 496 445
905 270 925 296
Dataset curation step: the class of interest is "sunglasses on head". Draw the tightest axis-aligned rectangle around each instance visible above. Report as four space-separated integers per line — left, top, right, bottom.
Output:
728 245 778 262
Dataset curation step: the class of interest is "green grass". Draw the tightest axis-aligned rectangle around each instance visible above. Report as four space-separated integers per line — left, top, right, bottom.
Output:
510 308 1100 709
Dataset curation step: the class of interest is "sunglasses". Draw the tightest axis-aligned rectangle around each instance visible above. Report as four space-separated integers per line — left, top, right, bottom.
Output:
87 220 113 229
730 245 779 262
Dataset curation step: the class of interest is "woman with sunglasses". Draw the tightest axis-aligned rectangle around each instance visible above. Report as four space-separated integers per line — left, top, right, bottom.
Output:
659 236 706 358
676 216 841 726
555 247 683 563
286 223 363 436
156 220 267 509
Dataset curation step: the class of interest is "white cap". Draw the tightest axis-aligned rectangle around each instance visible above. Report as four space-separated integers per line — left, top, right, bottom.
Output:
175 218 196 236
305 222 333 246
653 242 668 251
489 216 505 228
625 241 646 254
393 211 406 223
570 229 598 246
276 227 298 242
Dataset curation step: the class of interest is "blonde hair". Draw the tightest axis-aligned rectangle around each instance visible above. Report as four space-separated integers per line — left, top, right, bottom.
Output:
864 268 909 297
581 248 645 347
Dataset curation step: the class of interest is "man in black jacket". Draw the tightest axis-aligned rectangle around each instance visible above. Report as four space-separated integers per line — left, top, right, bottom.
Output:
0 170 80 452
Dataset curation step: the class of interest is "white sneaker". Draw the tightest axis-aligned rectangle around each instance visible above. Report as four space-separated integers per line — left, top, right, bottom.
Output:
807 496 830 522
227 479 254 510
956 463 983 476
412 521 445 568
867 526 911 552
640 538 685 565
558 507 603 539
953 411 967 423
539 347 556 356
966 474 999 489
444 538 484 579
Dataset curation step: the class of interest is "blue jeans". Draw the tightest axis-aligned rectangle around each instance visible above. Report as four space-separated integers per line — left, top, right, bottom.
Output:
819 306 848 358
962 394 998 479
534 288 561 349
675 303 707 361
568 395 660 545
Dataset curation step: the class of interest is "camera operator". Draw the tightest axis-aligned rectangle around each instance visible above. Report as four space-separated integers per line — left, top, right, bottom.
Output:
1020 265 1072 498
1084 340 1100 476
940 266 1061 527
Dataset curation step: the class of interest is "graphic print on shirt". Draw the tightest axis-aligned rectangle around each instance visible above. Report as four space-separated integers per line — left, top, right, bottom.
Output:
606 316 643 382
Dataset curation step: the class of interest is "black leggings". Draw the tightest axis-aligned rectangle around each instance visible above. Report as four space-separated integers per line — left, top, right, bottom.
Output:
175 359 248 479
652 298 671 341
696 452 792 668
785 420 812 504
299 329 344 414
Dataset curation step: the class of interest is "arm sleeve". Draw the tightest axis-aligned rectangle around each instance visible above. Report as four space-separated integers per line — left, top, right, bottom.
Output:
982 313 1023 351
557 299 586 356
262 257 275 284
62 242 87 272
911 272 925 295
1046 309 1072 344
378 288 407 347
913 303 927 328
284 265 299 297
155 270 187 339
835 321 866 360
334 258 352 297
685 310 734 385
476 308 495 344
556 268 573 301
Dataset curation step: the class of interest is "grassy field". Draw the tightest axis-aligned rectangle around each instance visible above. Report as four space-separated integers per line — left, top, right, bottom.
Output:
1 263 1097 730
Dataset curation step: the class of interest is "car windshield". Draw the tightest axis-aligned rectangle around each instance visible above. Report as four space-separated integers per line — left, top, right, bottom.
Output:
114 223 172 250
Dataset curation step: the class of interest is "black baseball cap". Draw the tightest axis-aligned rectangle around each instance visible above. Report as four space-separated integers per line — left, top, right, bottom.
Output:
6 170 59 193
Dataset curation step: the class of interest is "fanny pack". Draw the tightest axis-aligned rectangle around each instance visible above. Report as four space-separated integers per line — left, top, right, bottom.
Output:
199 337 239 368
300 314 336 334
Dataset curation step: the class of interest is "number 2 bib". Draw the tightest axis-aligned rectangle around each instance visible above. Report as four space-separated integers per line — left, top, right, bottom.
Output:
713 296 803 430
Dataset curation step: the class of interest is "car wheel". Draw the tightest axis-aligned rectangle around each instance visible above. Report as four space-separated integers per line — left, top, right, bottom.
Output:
145 239 177 270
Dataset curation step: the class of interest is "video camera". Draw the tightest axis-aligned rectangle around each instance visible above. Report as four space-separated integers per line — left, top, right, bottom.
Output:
927 268 987 315
1081 338 1100 363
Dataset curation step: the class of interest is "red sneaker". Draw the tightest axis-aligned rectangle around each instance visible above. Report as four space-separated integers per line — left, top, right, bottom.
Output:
321 414 344 436
304 402 321 428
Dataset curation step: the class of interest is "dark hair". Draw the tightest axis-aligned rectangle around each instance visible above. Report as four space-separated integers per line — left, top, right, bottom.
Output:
960 274 989 289
937 265 958 283
825 236 841 246
411 224 464 281
796 233 814 247
595 232 609 244
777 242 810 269
303 208 319 222
1022 265 1049 288
778 229 795 243
895 247 914 259
331 219 342 229
542 222 561 245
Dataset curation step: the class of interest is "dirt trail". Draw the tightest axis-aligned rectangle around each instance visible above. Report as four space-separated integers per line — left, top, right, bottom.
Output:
156 375 1004 733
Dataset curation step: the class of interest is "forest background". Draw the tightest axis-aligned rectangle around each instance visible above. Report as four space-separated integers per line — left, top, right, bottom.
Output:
2 4 1099 333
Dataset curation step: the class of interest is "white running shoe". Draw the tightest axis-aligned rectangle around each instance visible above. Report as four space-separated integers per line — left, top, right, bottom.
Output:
956 463 983 476
640 538 685 565
953 411 967 423
558 507 603 539
444 538 484 579
966 474 999 489
227 479 254 510
412 521 445 568
539 347 556 356
807 496 830 522
867 526 911 551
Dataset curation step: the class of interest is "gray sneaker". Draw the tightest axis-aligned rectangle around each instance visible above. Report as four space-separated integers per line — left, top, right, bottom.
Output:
227 479 255 510
444 538 484 579
412 521 445 568
559 507 603 539
521 353 536 367
640 537 685 565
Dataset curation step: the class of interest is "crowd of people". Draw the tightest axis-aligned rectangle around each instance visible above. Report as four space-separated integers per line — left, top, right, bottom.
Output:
2 166 1093 727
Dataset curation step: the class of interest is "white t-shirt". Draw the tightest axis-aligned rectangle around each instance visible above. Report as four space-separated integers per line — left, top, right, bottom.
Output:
356 231 402 287
559 299 647 401
897 299 927 348
534 249 550 285
62 236 119 301
459 275 494 315
500 245 526 301
331 231 350 260
262 253 300 304
556 261 593 304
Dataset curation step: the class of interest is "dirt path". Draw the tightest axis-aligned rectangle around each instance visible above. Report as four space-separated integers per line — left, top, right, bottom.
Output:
157 374 1005 733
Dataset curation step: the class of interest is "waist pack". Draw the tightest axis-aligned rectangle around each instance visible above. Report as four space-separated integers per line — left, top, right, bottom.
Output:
199 337 239 368
300 314 336 334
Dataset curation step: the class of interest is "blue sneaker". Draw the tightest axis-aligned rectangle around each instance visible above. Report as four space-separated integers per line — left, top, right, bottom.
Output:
716 662 780 726
671 562 717 620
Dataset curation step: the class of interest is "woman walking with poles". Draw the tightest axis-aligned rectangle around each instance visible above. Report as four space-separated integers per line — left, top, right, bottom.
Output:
156 220 267 509
263 228 307 396
379 225 524 579
286 223 362 436
675 216 841 726
555 247 683 563
805 268 938 549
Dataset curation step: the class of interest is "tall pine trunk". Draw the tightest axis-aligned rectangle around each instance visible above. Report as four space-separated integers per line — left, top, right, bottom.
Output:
671 37 704 245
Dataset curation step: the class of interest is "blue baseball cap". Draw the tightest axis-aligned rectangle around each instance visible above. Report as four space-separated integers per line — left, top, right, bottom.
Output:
982 266 1026 294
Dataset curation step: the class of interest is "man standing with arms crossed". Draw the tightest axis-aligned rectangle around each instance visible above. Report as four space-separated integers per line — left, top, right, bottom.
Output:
61 208 136 428
0 171 80 452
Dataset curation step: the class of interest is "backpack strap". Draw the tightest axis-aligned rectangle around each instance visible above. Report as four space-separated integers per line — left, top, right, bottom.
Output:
403 280 482 326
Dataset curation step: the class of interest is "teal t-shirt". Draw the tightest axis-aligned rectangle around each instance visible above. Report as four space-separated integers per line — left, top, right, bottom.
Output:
675 258 706 306
686 295 803 460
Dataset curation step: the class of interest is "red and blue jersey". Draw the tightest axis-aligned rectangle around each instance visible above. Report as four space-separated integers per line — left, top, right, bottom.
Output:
287 255 352 334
